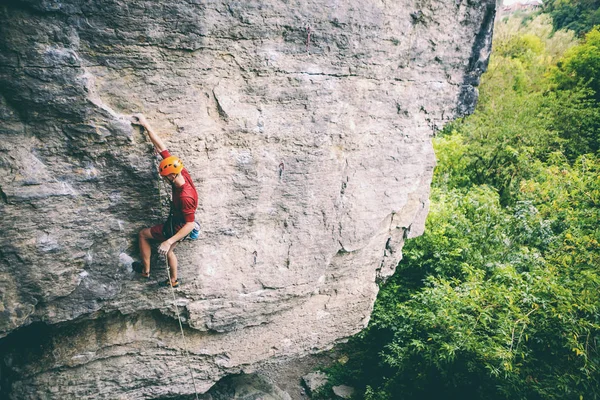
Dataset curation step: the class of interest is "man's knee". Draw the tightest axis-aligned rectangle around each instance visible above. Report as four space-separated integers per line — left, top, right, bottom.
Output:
139 228 153 240
167 242 178 255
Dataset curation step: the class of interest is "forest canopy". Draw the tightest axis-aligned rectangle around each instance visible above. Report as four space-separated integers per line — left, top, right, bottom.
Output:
543 0 600 36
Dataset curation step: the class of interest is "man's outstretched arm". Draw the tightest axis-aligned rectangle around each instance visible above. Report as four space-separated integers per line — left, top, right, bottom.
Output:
131 113 167 153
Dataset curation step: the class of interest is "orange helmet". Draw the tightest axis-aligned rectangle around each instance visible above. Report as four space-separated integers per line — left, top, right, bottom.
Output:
159 156 184 176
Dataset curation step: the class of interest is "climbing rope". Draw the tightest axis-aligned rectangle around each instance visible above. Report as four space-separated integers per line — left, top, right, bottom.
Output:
164 256 200 400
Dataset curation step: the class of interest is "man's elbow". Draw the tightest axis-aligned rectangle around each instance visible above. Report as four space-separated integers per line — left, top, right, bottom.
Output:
182 221 195 231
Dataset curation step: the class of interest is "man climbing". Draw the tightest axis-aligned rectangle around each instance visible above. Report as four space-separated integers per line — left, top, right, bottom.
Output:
131 113 198 288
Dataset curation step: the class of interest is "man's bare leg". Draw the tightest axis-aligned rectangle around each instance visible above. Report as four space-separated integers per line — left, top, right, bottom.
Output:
166 242 178 283
138 228 154 276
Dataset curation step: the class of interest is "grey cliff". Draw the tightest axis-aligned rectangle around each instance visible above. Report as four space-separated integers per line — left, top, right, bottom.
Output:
0 0 495 398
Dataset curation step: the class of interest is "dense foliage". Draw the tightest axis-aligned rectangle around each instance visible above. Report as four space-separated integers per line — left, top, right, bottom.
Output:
320 15 600 400
543 0 600 36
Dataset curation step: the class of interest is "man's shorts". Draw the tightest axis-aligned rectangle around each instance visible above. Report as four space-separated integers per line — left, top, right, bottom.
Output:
150 220 200 242
150 222 178 242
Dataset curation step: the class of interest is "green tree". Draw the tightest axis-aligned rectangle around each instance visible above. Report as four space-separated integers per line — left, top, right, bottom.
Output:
544 0 600 36
553 27 600 99
550 27 600 155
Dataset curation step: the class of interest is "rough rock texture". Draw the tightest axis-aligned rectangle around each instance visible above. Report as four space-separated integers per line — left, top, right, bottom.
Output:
302 372 329 397
0 0 495 398
259 350 340 400
332 385 354 399
205 373 292 400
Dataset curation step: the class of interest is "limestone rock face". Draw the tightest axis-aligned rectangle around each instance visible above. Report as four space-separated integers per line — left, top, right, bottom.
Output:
206 374 292 400
302 371 329 396
0 0 495 398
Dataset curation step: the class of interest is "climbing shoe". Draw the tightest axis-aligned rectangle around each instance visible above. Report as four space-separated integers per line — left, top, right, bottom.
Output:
159 279 180 288
132 261 143 273
132 261 150 278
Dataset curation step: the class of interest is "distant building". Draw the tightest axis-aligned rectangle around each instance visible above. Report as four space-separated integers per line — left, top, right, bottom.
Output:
501 0 543 14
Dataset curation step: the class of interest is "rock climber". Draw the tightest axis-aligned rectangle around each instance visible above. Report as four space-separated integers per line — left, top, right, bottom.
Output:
130 113 198 288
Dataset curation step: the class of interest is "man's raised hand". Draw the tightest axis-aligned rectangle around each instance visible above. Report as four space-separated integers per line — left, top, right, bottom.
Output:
131 113 149 128
131 113 168 153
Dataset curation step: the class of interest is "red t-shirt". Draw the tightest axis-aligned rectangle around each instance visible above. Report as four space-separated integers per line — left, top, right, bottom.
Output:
160 150 198 224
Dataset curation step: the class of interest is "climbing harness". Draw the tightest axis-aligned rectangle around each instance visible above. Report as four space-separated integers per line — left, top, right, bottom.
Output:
160 178 201 242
